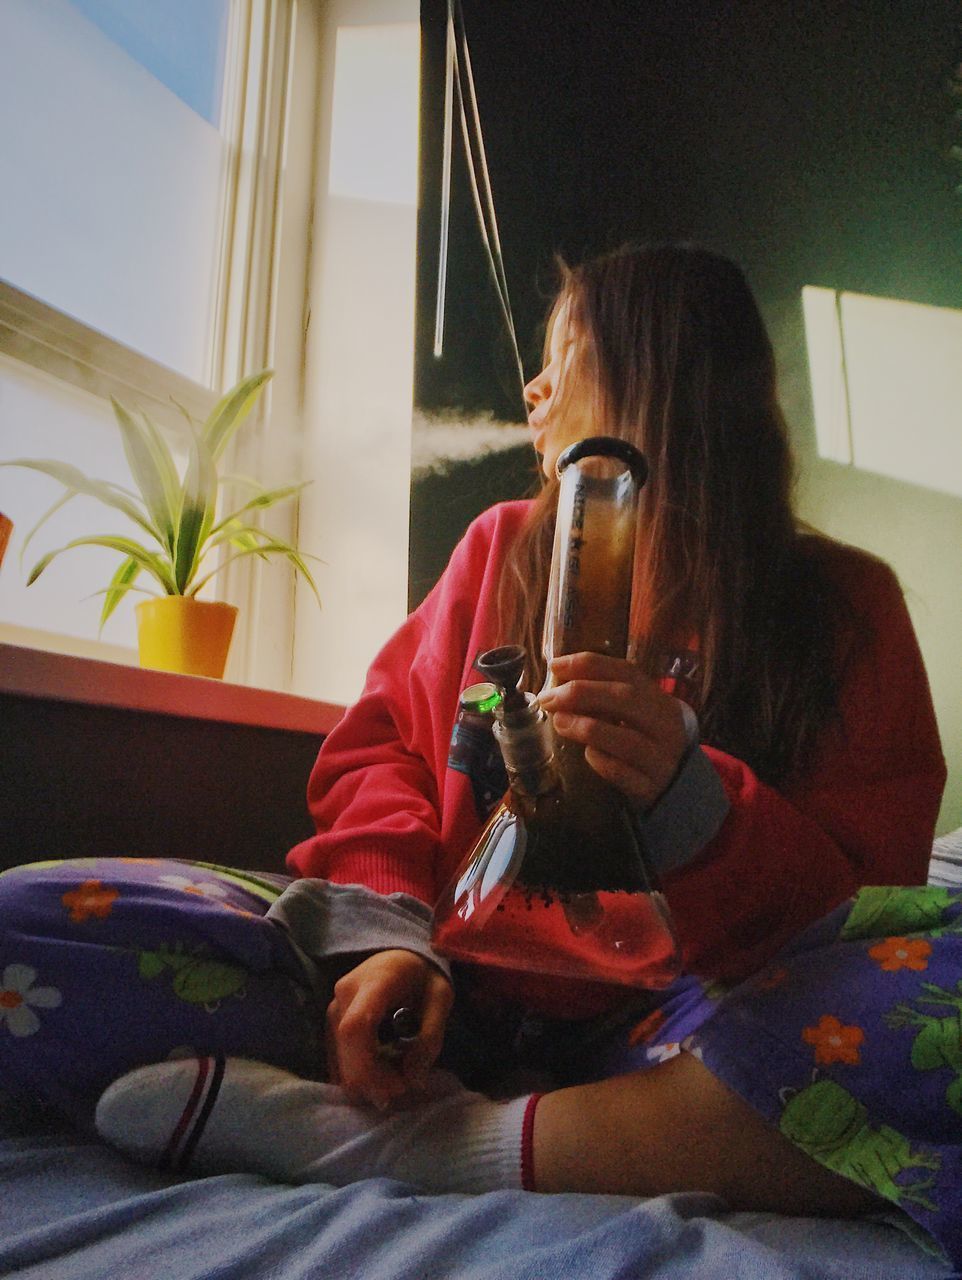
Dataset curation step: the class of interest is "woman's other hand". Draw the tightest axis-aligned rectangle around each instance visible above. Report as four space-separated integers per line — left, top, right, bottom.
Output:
325 949 453 1110
538 652 688 810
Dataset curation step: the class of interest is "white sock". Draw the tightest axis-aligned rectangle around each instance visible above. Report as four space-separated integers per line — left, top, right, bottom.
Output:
95 1056 541 1194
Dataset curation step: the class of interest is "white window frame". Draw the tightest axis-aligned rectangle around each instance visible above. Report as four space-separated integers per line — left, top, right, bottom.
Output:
210 0 321 692
290 0 420 707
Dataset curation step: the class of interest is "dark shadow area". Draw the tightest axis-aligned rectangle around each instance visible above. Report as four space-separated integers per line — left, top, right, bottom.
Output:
408 443 538 609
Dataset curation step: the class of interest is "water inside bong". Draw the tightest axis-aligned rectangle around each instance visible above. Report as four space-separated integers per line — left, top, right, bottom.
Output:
432 881 679 989
432 788 680 990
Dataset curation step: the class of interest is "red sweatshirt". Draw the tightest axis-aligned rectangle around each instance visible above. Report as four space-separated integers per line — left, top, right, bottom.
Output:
288 500 946 1014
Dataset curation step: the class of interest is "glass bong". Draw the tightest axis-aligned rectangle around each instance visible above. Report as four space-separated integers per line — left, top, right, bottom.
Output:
432 437 682 989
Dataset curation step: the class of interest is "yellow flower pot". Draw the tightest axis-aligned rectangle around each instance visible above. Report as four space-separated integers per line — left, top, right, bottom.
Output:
136 597 238 679
0 512 12 569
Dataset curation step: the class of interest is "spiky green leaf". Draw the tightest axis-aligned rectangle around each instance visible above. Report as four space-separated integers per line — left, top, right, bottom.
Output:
109 397 180 554
19 491 76 565
27 535 179 594
172 423 218 592
169 397 199 431
279 546 322 609
98 556 143 629
203 370 273 461
211 481 309 535
0 459 159 543
190 538 322 607
206 520 270 556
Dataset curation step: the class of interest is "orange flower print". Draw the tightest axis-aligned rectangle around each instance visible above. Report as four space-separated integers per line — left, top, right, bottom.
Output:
868 936 932 973
62 879 119 923
157 873 228 899
628 1008 667 1046
756 966 789 991
219 901 255 919
802 1014 864 1066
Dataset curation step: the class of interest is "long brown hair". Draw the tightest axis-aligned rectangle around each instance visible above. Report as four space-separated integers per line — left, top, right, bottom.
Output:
499 243 857 786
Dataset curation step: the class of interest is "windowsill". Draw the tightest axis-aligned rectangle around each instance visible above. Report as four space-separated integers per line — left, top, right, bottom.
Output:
0 642 344 736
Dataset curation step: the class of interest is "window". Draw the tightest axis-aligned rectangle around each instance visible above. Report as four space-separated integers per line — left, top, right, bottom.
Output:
0 0 310 682
0 0 231 387
0 0 423 704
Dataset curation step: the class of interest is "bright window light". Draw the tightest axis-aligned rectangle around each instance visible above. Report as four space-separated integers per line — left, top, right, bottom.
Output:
328 23 420 206
294 12 420 704
0 0 231 385
68 0 229 125
803 286 962 500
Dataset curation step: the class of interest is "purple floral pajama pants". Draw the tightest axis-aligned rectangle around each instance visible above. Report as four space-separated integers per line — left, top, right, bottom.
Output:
0 858 320 1125
1 859 960 1267
598 886 962 1267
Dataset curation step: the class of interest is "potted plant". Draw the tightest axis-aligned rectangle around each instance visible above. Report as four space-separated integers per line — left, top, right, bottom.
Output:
2 370 319 678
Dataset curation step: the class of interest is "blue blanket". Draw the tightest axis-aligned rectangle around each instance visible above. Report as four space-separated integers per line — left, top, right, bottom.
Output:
0 1097 951 1280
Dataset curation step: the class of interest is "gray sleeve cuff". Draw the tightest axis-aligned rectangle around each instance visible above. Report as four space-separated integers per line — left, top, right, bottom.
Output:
266 880 452 983
635 703 730 878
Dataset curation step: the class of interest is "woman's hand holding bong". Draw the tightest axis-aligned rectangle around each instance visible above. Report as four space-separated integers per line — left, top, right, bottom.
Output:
538 652 688 811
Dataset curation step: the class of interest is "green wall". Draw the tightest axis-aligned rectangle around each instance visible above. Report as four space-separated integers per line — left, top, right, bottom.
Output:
796 457 962 834
415 0 962 831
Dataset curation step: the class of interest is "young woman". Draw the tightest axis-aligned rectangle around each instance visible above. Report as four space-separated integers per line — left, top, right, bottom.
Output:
4 245 955 1261
278 242 948 1109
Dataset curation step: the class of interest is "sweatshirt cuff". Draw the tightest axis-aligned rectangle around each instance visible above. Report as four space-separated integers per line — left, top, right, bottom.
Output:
635 704 730 878
266 879 453 983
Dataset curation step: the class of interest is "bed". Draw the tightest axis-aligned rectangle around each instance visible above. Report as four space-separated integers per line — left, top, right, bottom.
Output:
1 1098 952 1280
0 647 958 1279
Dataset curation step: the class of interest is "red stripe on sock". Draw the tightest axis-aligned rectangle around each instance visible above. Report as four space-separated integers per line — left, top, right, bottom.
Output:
159 1057 211 1172
520 1093 543 1192
178 1054 225 1171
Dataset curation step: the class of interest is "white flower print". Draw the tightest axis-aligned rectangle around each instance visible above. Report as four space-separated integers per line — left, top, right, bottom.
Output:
158 874 229 899
646 1041 681 1065
680 1035 704 1062
0 964 62 1037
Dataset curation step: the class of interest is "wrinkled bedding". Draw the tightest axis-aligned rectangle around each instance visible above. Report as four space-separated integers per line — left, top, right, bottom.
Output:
0 1094 951 1280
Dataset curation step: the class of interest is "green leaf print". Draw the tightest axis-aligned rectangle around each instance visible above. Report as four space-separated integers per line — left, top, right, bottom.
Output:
135 942 248 1006
840 886 955 941
886 981 962 1114
138 951 167 980
172 959 247 1005
779 1079 940 1213
910 1020 962 1073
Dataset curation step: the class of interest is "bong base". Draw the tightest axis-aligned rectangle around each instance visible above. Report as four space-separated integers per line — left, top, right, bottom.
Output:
433 884 680 990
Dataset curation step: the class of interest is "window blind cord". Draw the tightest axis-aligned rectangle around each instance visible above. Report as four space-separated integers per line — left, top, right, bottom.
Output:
432 5 456 362
454 4 526 402
434 0 527 413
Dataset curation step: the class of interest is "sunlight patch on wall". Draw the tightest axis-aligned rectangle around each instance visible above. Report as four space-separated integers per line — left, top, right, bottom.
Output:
328 23 419 206
803 287 962 499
